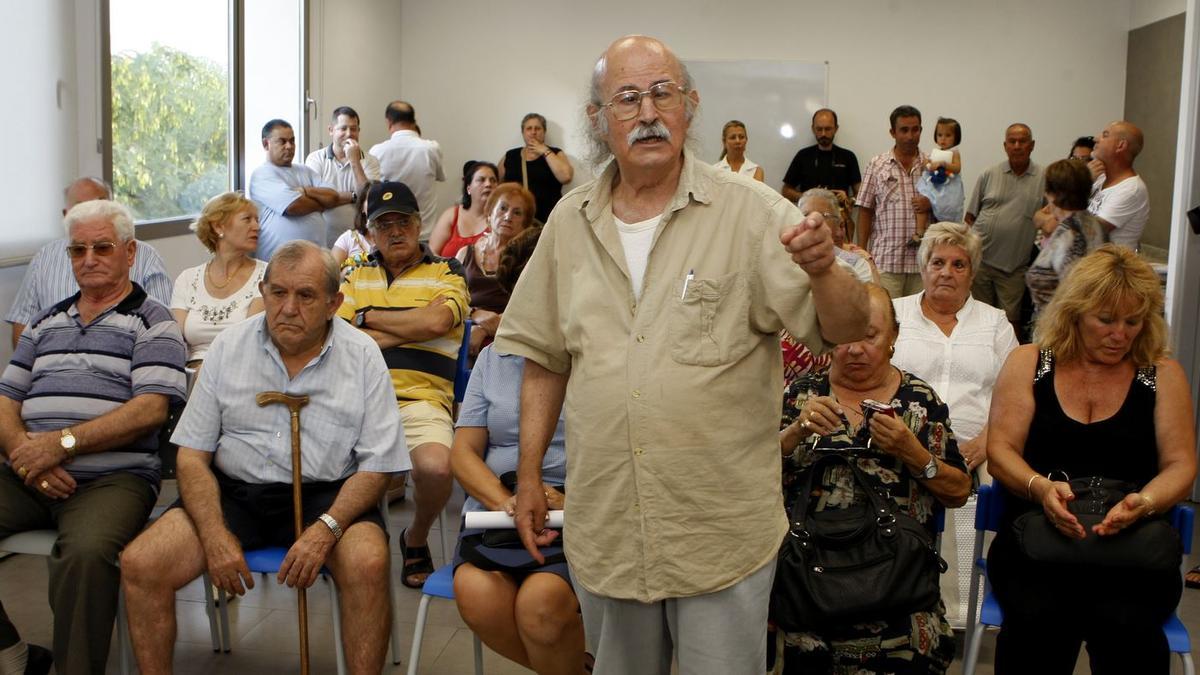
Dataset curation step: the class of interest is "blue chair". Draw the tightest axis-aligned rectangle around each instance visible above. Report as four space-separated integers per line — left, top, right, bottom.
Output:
454 319 474 405
962 483 1195 675
406 563 483 675
207 497 404 674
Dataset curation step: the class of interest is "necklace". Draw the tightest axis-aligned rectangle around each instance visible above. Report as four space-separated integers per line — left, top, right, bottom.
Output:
207 256 245 289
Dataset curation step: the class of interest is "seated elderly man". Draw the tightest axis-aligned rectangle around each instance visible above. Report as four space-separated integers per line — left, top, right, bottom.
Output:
120 241 409 675
0 200 186 675
336 181 468 589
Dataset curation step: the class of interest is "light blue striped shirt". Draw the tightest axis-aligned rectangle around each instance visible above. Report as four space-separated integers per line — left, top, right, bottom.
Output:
5 238 173 326
171 313 411 483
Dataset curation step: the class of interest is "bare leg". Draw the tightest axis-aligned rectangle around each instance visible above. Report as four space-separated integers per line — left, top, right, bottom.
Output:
453 564 531 668
327 521 391 675
405 442 451 585
515 573 586 675
120 509 209 675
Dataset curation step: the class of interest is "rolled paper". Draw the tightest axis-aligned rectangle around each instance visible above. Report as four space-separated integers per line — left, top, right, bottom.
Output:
929 148 954 165
464 510 565 529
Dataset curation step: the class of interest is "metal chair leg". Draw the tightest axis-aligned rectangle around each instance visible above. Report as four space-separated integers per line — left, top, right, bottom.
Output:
1182 652 1195 675
118 588 132 675
406 595 433 675
473 633 484 675
330 579 346 675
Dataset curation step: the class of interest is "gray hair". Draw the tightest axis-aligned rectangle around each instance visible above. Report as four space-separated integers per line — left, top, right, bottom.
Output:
917 221 982 276
582 42 699 167
796 188 841 225
265 240 341 297
63 200 135 241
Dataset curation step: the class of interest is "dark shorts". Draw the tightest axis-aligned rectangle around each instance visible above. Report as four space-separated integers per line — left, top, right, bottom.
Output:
170 469 387 549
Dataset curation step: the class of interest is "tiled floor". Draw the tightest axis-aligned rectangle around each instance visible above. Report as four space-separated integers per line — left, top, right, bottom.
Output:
2 485 1198 674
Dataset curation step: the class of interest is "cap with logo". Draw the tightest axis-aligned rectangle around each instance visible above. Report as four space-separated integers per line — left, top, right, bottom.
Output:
366 181 420 224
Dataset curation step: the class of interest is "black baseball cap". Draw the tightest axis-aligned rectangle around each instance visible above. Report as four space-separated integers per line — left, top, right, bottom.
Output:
366 181 420 224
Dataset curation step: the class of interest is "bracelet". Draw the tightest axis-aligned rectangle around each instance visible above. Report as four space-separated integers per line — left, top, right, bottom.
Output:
317 513 343 541
1025 473 1043 501
1140 493 1157 516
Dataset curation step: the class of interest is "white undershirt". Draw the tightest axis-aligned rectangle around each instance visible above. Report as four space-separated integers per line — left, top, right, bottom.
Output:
615 215 660 301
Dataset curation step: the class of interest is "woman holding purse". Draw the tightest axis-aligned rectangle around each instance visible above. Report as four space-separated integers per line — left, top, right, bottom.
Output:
986 245 1197 674
778 283 971 674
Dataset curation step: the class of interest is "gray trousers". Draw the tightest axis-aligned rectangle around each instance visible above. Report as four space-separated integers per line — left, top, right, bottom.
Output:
0 465 155 674
574 558 776 675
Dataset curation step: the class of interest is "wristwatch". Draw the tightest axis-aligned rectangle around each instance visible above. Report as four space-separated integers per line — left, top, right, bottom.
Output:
921 454 939 479
318 513 343 541
353 311 368 328
60 428 77 461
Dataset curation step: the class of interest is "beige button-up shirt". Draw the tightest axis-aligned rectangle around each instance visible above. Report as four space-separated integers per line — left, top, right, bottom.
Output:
494 151 833 602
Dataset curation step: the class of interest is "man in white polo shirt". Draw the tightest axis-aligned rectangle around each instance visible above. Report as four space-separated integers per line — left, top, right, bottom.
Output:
304 106 381 247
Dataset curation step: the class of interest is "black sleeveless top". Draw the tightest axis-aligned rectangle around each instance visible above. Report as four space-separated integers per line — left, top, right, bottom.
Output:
502 147 563 223
1011 349 1158 518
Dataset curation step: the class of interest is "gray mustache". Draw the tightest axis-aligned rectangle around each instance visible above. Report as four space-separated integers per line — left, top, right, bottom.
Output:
627 122 671 146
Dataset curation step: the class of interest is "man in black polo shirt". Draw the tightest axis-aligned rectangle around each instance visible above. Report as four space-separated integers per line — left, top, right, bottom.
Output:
781 108 862 204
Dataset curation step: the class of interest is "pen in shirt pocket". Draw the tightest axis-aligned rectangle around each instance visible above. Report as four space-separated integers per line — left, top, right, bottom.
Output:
681 269 694 299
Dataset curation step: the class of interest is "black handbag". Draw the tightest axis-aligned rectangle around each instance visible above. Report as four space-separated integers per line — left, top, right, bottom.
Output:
770 451 946 632
1012 475 1181 572
458 472 567 573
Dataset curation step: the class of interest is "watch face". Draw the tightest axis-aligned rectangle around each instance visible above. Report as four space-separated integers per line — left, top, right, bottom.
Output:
61 432 76 449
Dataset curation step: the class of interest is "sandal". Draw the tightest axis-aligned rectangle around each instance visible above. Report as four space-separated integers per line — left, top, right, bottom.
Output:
399 528 435 589
1187 565 1200 589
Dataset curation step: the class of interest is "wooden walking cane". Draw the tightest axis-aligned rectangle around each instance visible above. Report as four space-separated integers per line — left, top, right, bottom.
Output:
256 391 312 675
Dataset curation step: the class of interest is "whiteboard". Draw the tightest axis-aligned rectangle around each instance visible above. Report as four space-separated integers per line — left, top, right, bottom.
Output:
683 60 828 194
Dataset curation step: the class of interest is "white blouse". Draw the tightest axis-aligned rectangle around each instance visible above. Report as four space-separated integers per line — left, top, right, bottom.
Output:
714 156 760 178
891 293 1018 443
171 259 268 362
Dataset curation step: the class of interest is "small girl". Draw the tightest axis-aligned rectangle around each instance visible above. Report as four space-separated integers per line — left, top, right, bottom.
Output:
912 117 965 247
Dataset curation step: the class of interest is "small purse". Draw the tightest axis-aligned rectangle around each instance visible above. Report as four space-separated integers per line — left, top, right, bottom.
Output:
1012 475 1181 572
770 451 946 632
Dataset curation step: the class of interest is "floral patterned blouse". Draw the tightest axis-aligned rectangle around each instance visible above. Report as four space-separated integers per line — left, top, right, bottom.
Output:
780 369 967 536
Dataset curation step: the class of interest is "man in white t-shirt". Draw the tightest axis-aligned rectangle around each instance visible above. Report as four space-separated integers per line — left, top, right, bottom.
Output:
304 106 381 247
1087 120 1149 250
250 120 354 260
368 101 445 241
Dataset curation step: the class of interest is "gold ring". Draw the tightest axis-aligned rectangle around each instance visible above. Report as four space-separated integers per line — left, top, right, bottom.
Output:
802 420 811 430
40 480 50 490
16 467 28 479
808 411 816 421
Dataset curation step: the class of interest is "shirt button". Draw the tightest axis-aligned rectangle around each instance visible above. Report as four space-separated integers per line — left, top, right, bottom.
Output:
632 390 641 399
276 432 282 438
636 335 646 343
634 447 644 455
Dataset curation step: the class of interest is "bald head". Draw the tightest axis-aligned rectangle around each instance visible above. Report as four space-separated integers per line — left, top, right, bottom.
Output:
1112 121 1145 159
63 177 112 215
590 36 689 106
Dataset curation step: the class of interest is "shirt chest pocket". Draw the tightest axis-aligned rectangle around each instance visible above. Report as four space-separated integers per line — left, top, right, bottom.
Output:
668 271 754 367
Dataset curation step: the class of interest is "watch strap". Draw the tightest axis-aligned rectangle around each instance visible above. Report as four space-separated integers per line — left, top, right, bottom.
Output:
318 513 343 541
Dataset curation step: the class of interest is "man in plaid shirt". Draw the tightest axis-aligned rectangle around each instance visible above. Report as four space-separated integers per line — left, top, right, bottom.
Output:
856 105 931 299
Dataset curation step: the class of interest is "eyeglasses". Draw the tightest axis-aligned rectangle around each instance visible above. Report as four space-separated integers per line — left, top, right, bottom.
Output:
66 242 119 258
369 215 416 232
603 82 686 121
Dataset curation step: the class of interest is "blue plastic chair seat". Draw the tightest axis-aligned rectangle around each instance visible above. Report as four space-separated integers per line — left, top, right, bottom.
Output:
1164 613 1192 653
242 546 330 575
421 563 456 600
979 592 1003 627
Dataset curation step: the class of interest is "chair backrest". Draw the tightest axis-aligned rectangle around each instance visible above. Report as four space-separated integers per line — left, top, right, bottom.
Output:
1171 504 1194 555
454 320 473 403
974 483 1007 533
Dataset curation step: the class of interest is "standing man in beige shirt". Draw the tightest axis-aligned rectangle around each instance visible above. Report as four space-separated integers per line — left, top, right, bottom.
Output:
495 35 867 675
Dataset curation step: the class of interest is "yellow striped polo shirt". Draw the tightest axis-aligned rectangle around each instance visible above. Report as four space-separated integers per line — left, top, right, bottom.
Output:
337 248 468 413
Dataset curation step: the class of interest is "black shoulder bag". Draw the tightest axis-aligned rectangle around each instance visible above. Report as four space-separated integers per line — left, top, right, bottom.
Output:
770 451 947 632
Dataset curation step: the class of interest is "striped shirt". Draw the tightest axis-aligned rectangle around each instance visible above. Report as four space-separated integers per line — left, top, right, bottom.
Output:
170 315 411 483
0 284 187 484
856 149 929 274
5 238 173 326
337 247 468 415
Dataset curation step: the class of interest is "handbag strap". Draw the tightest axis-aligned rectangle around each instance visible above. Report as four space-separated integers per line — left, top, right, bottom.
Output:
789 449 894 534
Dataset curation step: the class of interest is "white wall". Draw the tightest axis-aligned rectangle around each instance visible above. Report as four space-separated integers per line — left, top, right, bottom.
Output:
395 0 1133 219
1133 0 1187 28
